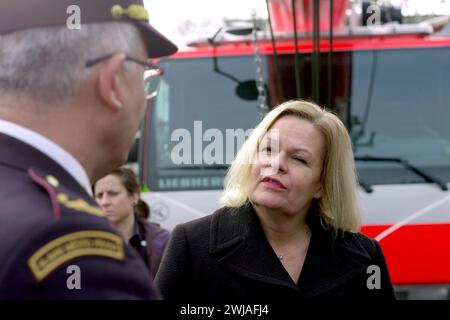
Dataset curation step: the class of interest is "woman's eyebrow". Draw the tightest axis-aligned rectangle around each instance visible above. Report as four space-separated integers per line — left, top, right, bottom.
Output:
264 135 314 157
292 147 313 157
262 136 279 145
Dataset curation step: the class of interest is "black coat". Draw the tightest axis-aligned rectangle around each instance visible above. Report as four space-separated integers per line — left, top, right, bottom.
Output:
0 133 158 299
155 203 396 301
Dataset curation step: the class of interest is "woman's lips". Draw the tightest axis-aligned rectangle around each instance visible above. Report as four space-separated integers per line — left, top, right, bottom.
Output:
261 176 286 190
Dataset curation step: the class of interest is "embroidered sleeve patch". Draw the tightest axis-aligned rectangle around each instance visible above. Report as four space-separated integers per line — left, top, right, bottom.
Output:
57 193 104 217
28 230 125 282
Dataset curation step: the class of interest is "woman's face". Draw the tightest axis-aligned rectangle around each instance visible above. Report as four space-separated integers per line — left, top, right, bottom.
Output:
94 174 137 225
248 116 325 217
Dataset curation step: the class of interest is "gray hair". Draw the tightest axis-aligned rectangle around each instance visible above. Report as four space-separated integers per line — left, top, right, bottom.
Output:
0 22 145 105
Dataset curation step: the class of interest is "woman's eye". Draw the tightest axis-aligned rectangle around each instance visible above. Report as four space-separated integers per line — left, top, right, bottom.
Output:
261 146 272 153
294 157 307 164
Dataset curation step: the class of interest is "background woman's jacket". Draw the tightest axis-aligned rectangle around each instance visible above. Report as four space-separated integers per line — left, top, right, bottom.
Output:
136 217 170 278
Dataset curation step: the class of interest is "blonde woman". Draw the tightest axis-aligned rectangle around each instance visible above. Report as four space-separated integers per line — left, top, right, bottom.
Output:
155 100 395 300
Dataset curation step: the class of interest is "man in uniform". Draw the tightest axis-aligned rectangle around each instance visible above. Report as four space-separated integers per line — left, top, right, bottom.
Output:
0 0 177 299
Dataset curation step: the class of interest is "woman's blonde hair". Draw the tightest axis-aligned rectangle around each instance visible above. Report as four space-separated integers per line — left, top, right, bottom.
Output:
221 100 361 232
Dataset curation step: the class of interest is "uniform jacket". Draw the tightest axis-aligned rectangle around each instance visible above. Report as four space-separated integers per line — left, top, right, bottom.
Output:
155 203 396 301
0 133 159 299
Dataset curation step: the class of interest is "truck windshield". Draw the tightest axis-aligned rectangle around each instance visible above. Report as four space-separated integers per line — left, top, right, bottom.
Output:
144 46 450 191
145 55 263 191
350 47 450 187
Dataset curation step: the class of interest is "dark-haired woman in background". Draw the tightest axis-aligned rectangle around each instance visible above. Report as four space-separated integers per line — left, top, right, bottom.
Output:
93 168 170 278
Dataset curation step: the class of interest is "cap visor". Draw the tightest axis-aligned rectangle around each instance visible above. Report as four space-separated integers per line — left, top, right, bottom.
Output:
138 22 178 58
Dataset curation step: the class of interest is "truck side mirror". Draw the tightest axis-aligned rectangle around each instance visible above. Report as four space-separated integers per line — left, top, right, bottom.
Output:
235 80 259 100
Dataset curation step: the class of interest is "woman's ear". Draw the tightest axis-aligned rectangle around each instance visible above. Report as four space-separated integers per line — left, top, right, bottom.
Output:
96 53 126 112
132 193 139 206
314 185 323 199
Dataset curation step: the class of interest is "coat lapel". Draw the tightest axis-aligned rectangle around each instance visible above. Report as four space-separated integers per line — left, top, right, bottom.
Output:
209 203 298 291
209 203 372 298
298 211 371 297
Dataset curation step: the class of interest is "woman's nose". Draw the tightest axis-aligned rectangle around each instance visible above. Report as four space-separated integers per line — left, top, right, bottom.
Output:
98 195 110 207
260 151 287 176
273 152 288 173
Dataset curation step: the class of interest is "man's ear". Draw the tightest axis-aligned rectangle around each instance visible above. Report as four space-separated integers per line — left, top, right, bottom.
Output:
97 53 126 111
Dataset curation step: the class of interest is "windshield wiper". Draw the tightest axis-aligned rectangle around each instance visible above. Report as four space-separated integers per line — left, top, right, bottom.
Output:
355 156 448 193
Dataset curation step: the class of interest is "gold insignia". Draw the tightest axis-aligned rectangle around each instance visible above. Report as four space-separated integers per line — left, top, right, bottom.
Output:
111 4 149 21
28 230 124 282
57 193 104 217
46 175 59 188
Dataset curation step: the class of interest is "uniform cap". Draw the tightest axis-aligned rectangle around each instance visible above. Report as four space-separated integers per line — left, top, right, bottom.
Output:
0 0 177 58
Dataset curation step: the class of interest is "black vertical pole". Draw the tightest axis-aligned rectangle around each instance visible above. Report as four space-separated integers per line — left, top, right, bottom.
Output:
328 0 333 109
312 0 320 103
292 0 301 99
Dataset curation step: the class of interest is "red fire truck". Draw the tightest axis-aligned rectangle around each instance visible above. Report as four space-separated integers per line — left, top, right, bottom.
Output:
136 0 450 299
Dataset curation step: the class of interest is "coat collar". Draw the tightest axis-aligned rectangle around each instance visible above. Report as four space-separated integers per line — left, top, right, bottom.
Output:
209 203 372 298
0 122 91 195
0 133 91 199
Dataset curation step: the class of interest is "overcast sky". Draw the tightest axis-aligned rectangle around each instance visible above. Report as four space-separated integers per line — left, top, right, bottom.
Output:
144 0 450 48
144 0 267 47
